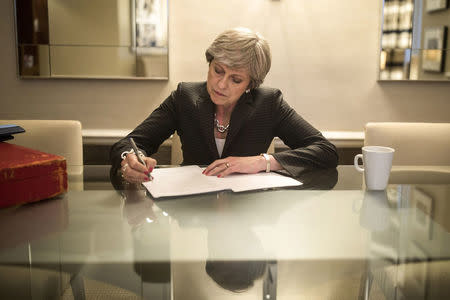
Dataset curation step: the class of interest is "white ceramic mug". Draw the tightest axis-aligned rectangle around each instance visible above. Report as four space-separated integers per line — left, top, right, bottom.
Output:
354 146 395 190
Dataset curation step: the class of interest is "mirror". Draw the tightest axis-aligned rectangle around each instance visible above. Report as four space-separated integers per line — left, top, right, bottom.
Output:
15 0 169 79
379 0 449 81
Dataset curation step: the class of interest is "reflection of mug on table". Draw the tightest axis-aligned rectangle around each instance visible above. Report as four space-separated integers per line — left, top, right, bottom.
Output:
354 146 395 190
354 190 390 232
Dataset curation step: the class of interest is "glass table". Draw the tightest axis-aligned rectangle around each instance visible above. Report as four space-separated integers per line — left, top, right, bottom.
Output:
0 165 449 299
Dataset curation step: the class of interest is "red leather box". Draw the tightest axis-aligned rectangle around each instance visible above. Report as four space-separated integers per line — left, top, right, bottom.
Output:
0 142 68 208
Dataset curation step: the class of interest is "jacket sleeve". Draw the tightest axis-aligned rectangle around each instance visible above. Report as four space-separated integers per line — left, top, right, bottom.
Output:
270 89 338 176
109 84 180 176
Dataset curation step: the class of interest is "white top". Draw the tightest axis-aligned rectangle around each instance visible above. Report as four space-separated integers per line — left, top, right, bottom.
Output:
215 137 225 157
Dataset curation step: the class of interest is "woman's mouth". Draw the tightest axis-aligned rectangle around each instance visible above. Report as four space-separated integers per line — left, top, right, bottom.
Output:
214 89 226 97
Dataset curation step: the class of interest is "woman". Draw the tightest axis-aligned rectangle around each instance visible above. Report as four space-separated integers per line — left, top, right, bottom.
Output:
111 27 338 183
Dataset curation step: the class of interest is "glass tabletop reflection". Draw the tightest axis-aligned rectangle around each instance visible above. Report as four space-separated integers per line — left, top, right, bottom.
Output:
0 165 449 299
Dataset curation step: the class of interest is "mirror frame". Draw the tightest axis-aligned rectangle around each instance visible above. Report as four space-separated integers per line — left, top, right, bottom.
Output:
14 0 169 80
378 0 449 81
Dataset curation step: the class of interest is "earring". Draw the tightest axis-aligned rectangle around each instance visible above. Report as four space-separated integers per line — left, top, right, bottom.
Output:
245 89 250 94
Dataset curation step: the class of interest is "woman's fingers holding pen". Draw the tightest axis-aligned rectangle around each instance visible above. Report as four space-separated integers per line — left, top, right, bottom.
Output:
143 157 157 172
125 154 148 173
121 154 157 182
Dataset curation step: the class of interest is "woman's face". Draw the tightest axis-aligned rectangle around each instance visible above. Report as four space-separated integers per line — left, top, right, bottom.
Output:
207 60 251 109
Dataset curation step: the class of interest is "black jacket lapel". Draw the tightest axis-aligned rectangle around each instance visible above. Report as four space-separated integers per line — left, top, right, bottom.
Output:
196 85 220 159
222 92 255 156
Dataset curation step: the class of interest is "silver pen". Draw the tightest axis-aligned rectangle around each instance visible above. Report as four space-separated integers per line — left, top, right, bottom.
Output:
129 137 153 181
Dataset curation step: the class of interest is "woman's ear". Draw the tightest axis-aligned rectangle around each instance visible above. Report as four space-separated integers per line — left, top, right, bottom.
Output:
245 82 252 93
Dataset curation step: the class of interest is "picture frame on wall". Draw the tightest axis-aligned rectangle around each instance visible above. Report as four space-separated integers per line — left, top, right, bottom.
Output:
425 0 448 12
422 26 447 72
135 0 157 47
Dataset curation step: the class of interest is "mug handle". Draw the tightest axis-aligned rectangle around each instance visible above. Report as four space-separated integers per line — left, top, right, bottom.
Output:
354 154 364 173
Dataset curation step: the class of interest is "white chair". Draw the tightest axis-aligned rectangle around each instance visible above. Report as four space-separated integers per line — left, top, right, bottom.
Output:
0 120 84 191
171 132 183 165
170 132 275 165
363 122 450 298
364 122 450 166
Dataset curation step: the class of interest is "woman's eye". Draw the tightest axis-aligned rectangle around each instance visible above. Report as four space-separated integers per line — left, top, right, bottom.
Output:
232 78 242 84
214 67 223 74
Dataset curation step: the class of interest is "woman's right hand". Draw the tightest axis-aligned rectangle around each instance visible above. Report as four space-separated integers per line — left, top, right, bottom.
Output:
121 153 157 183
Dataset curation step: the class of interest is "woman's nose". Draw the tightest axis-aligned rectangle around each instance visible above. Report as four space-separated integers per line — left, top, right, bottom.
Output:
217 76 227 89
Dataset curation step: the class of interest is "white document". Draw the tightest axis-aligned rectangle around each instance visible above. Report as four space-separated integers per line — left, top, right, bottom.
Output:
143 165 302 198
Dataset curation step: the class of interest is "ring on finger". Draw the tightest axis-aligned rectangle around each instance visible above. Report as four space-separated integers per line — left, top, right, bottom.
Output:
225 162 230 168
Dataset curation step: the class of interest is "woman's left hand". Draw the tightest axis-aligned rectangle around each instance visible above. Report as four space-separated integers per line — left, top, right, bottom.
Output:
203 156 266 177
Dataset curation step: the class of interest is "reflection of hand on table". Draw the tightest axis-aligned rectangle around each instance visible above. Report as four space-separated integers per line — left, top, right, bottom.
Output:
122 190 156 228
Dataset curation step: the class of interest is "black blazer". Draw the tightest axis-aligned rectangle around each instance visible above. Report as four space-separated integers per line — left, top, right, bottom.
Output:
110 82 338 176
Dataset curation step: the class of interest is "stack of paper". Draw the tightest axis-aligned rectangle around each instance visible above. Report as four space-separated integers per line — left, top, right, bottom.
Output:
143 165 302 198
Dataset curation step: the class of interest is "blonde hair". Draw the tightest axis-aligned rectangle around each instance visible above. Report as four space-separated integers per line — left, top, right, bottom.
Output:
205 27 271 89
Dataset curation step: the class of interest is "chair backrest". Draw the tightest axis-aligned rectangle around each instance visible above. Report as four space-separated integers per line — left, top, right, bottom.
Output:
0 120 84 190
170 133 276 165
364 122 450 165
171 132 183 165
